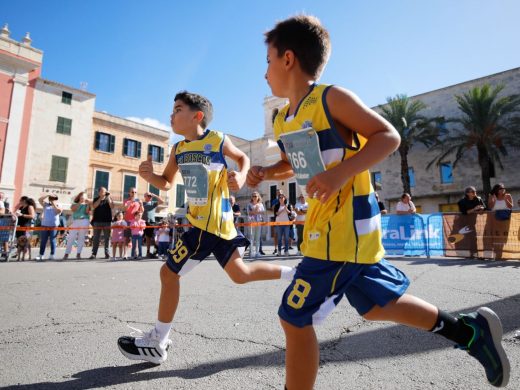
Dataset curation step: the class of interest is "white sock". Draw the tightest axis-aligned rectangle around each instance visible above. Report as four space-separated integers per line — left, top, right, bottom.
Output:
155 320 172 344
280 265 296 281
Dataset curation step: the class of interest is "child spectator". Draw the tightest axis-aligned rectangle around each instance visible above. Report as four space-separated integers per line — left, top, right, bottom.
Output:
129 210 146 259
111 211 127 260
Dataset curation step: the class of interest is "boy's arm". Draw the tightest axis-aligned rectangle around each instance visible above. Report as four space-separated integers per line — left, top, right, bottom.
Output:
223 136 250 192
247 153 294 188
307 87 400 203
139 147 179 191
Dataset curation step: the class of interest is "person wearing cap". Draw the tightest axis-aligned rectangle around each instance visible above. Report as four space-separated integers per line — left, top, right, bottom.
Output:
142 192 164 258
36 194 62 261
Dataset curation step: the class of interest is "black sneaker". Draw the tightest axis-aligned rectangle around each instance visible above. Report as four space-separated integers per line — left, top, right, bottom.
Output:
259 250 265 255
457 307 510 387
118 327 172 364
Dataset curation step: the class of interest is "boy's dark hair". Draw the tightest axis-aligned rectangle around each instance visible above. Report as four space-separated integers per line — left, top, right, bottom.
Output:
174 91 213 129
265 15 331 79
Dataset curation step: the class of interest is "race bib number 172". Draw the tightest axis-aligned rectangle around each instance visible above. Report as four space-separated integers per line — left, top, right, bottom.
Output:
179 163 209 206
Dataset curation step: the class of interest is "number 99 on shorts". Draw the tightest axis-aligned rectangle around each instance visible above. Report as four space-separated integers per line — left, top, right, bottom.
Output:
287 278 311 309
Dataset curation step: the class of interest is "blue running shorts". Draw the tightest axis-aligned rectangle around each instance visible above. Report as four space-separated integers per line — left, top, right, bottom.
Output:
279 257 410 328
166 227 249 276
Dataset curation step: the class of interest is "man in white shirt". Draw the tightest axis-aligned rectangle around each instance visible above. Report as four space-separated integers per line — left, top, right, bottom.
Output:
396 193 417 214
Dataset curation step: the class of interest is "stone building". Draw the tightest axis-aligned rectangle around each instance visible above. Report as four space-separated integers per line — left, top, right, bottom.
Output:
88 111 170 216
372 67 520 213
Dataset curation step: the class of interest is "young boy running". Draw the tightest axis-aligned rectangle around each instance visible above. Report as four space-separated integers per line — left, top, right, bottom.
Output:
118 91 294 364
247 15 510 389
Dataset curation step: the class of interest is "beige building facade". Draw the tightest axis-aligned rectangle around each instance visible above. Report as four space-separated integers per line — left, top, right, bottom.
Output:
88 112 170 217
22 78 96 211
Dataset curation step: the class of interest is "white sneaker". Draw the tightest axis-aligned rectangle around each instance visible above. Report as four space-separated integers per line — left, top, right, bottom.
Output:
48 254 55 260
35 255 42 261
284 250 289 256
118 327 172 364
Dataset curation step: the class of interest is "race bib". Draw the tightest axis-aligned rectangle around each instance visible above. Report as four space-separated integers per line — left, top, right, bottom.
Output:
280 127 326 189
179 163 209 206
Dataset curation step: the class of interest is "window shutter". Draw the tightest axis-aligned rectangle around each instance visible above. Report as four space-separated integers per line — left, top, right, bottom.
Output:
109 135 115 153
136 141 142 158
95 132 100 150
123 138 128 156
159 147 164 163
148 144 152 157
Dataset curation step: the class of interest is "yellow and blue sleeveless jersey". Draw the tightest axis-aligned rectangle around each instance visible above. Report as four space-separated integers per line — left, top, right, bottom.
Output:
273 84 384 263
174 130 237 240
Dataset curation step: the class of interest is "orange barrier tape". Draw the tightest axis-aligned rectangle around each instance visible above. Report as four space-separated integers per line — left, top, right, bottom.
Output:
1 220 303 232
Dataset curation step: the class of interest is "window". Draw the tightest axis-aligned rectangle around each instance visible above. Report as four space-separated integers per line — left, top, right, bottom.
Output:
439 203 459 212
148 144 165 163
61 91 72 105
50 156 68 182
440 162 453 184
123 175 137 197
371 171 382 189
94 170 110 191
56 116 72 135
94 132 115 153
176 184 186 208
123 138 141 158
408 167 415 188
289 182 296 205
149 184 160 196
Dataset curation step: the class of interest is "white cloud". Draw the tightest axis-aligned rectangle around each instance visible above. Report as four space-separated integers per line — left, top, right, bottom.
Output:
126 116 170 131
125 116 183 145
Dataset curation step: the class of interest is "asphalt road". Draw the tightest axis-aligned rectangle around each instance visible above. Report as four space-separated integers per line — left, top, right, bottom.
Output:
1 249 519 389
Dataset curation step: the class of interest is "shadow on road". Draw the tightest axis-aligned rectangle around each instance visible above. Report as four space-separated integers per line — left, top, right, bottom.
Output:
5 293 519 390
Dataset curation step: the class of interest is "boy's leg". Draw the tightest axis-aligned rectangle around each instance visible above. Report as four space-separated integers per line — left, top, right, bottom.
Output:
158 263 181 322
224 248 293 283
281 319 319 390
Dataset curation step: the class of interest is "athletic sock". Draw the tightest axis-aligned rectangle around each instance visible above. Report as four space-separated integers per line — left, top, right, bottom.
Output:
155 320 172 345
280 266 296 281
429 309 473 346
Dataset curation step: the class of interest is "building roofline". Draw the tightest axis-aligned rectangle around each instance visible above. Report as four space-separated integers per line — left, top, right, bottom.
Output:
94 111 170 138
372 66 520 109
38 78 96 98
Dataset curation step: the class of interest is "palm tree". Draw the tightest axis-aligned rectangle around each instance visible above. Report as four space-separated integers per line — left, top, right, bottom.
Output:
428 84 520 197
380 94 442 195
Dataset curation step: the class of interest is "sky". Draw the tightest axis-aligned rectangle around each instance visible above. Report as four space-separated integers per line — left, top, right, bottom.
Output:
3 0 519 143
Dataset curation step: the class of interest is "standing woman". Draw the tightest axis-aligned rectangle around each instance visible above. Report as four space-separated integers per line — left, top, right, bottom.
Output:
63 192 91 260
37 194 62 261
247 192 265 258
488 183 513 214
14 196 36 239
274 193 293 256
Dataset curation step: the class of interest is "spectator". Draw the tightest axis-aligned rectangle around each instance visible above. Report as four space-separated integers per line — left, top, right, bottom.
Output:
36 194 62 261
13 196 36 239
155 220 171 259
0 192 5 215
247 191 265 258
271 188 283 254
123 187 144 251
90 187 114 259
142 192 164 258
294 194 308 256
230 195 241 223
488 183 513 220
63 192 91 260
457 186 486 215
274 193 293 256
375 192 387 215
396 193 416 215
129 210 146 259
111 211 127 260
